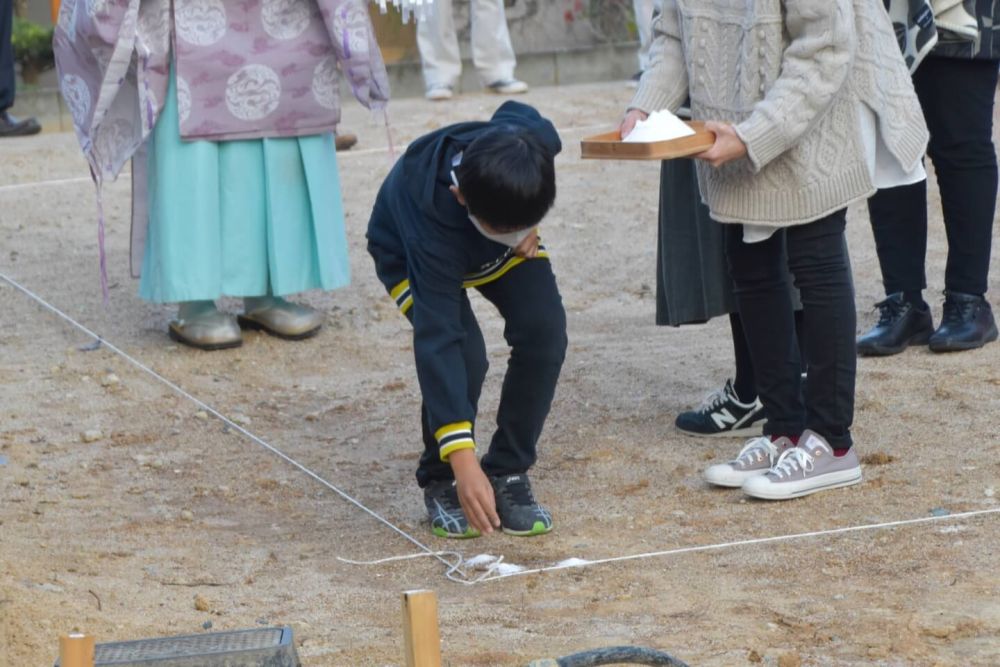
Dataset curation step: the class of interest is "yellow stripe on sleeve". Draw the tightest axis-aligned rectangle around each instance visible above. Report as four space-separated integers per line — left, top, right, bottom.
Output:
440 439 476 462
461 251 549 289
389 279 410 300
434 421 473 441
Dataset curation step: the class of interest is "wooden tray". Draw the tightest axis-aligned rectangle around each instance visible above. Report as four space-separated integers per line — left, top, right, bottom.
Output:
581 121 715 160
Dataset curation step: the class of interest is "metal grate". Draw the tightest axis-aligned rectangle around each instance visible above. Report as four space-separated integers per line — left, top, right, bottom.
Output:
54 627 300 667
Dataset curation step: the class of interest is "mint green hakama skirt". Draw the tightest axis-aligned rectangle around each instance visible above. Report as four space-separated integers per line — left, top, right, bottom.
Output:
138 71 349 304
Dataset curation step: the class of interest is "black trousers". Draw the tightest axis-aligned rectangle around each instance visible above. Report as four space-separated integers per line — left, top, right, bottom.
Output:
416 259 567 487
867 56 999 298
726 210 856 448
0 0 14 112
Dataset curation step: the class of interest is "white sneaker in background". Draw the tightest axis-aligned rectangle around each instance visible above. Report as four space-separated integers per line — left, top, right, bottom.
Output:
486 79 529 95
425 84 454 101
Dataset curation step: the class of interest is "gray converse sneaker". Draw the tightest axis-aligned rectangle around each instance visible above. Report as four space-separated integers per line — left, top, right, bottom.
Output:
423 479 479 539
742 430 862 500
490 473 552 536
703 436 796 487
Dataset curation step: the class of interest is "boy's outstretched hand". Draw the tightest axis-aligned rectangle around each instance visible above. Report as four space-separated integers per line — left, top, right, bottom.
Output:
695 121 747 167
449 449 501 535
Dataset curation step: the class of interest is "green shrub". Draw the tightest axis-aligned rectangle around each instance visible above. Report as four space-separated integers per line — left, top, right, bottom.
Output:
11 17 55 71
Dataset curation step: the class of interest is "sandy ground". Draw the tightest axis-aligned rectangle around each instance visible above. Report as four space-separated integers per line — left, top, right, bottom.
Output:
1 82 998 667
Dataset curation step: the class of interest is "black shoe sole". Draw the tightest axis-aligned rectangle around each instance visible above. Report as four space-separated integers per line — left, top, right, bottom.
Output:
928 327 999 353
0 124 42 137
857 331 933 357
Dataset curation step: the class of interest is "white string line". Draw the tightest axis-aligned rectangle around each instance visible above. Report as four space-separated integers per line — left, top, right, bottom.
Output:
0 269 466 580
336 551 476 585
474 507 1000 583
336 551 516 585
0 175 95 193
0 123 613 195
4 277 999 589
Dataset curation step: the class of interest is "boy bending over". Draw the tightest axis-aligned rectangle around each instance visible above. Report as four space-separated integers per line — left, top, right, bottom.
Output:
367 101 566 538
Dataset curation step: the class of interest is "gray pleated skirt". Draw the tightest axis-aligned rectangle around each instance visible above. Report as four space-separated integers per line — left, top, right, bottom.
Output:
655 159 736 326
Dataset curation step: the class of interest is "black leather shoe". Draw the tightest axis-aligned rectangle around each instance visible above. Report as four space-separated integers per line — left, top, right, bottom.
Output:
0 111 42 137
857 292 934 356
929 291 998 353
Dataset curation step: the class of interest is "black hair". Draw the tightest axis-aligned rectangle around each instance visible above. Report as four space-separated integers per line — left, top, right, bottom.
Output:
454 126 556 231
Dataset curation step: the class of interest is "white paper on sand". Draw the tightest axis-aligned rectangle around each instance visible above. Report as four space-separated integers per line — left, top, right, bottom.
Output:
623 109 695 143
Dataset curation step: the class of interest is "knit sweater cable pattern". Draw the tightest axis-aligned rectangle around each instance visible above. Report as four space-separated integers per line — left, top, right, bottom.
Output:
631 0 929 226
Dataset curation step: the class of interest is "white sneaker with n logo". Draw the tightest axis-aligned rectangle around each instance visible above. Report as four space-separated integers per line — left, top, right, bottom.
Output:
675 379 765 437
742 430 863 500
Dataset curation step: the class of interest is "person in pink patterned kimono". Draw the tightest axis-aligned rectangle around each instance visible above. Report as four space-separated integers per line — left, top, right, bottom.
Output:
54 0 390 349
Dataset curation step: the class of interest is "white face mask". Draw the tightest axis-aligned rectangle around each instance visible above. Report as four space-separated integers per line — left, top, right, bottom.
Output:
451 163 536 248
467 215 536 248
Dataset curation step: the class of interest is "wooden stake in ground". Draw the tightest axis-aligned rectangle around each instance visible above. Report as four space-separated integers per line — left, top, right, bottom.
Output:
402 589 442 667
59 633 95 667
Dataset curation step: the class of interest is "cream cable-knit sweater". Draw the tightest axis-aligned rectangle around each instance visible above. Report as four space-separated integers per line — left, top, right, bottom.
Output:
630 0 930 226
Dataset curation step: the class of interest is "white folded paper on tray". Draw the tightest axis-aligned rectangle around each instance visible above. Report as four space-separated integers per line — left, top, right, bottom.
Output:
623 109 696 143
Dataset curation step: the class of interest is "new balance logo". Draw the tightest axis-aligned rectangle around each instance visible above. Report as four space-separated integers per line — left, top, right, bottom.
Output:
711 408 738 430
676 381 765 437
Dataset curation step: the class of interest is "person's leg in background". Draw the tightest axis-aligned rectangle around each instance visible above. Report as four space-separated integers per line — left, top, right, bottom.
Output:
721 214 855 445
0 0 12 113
739 211 863 500
702 226 801 488
786 210 856 450
416 0 462 100
674 310 767 438
470 0 527 94
0 0 41 137
857 179 934 356
916 56 999 351
724 226 805 440
629 0 656 86
729 312 757 404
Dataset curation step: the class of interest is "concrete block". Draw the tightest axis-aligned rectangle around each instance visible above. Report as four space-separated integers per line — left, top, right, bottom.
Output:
555 43 639 86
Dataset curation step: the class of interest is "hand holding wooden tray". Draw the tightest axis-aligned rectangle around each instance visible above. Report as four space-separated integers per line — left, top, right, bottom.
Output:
581 121 716 161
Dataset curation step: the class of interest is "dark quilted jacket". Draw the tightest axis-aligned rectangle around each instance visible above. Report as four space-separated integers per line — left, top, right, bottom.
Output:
934 0 1000 59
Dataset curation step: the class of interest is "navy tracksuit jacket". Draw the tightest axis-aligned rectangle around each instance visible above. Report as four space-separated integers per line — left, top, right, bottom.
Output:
366 101 567 486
